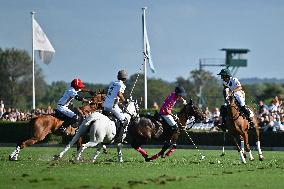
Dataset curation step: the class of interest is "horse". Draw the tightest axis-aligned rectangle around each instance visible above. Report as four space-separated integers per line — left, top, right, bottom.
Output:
56 99 139 163
225 94 264 164
127 99 205 162
9 92 105 161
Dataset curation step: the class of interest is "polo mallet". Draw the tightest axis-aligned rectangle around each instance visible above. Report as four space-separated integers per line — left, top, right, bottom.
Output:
184 130 205 160
171 114 205 160
220 131 226 156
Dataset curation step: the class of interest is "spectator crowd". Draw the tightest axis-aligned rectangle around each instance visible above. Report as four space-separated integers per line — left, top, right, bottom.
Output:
1 97 284 132
197 96 284 132
0 100 54 122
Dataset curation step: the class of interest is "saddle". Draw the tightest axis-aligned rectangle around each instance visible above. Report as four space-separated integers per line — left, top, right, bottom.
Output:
144 112 170 139
54 110 69 121
222 102 254 124
102 110 120 129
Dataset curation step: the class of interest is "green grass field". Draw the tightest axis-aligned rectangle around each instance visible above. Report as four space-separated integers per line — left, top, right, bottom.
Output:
0 146 284 189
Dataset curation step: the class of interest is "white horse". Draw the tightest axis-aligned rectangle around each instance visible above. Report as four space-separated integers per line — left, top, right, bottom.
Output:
55 100 139 163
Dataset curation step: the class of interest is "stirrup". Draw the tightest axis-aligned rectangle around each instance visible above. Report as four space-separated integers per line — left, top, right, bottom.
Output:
219 123 227 132
58 126 67 134
249 122 255 129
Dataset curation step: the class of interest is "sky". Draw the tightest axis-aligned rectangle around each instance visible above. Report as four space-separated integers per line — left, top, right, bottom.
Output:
1 0 284 85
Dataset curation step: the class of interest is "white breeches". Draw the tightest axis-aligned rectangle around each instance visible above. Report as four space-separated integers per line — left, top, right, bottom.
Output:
104 104 126 121
56 105 76 118
234 91 246 107
161 114 177 127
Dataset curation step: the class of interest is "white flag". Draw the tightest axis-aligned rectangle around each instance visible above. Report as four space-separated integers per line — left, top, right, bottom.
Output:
142 9 155 73
33 18 55 64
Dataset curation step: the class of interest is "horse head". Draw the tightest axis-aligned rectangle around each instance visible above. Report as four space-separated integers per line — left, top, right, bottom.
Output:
91 92 106 110
125 98 140 117
77 92 105 116
227 94 241 117
178 99 205 124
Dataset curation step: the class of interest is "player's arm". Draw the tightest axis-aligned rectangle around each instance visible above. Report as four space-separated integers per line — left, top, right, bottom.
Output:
75 95 90 103
118 92 125 103
80 88 96 96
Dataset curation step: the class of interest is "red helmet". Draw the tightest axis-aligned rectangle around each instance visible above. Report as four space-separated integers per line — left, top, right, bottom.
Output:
71 78 85 89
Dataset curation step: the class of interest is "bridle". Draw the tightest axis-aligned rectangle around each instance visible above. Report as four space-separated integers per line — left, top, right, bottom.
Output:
177 103 203 130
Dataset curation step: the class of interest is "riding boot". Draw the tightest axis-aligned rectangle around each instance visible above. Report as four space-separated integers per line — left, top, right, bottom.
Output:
58 121 69 134
166 124 178 141
58 115 79 134
115 126 124 143
115 119 128 143
240 106 255 129
171 124 178 131
70 115 80 128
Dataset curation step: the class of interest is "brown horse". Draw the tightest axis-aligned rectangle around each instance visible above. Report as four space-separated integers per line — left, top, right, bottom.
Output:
128 99 205 162
9 92 105 161
225 95 264 163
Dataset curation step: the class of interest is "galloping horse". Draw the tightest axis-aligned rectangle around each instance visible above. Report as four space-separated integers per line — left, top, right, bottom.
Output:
128 99 205 162
226 95 264 163
57 99 139 163
9 92 105 161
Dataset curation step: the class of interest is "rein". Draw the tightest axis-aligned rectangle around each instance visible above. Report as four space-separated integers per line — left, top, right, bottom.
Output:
176 105 199 130
121 101 139 118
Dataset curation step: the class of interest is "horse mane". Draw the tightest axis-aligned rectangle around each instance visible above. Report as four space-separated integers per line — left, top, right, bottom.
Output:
77 92 106 116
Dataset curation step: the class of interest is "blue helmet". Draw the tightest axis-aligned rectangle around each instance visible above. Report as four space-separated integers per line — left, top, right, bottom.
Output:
175 86 186 97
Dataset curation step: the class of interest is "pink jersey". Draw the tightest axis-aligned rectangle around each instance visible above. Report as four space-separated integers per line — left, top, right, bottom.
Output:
159 92 178 115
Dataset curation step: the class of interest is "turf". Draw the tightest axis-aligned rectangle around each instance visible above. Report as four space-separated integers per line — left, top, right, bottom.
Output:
0 146 284 189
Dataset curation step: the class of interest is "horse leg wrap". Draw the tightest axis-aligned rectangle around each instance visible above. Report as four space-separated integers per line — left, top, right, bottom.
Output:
135 147 148 158
240 141 245 153
150 152 161 161
165 145 177 157
9 146 20 160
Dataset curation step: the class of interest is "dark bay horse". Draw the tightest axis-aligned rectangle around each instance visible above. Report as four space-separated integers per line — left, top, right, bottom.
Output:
128 99 205 162
9 92 105 161
226 95 264 163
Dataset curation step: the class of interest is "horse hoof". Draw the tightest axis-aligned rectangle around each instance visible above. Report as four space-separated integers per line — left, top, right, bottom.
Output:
220 153 225 157
76 157 83 162
145 157 151 162
9 155 17 161
161 155 166 158
259 155 264 161
103 149 108 154
53 155 60 160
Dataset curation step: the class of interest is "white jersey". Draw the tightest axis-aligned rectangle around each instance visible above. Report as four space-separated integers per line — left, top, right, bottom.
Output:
223 77 242 91
104 80 126 109
57 87 79 107
223 77 246 107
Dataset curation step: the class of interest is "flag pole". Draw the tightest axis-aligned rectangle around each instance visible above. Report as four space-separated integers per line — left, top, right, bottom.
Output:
31 11 36 110
142 7 148 109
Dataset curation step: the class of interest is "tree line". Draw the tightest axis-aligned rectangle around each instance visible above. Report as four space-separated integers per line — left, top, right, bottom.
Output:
1 48 284 111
